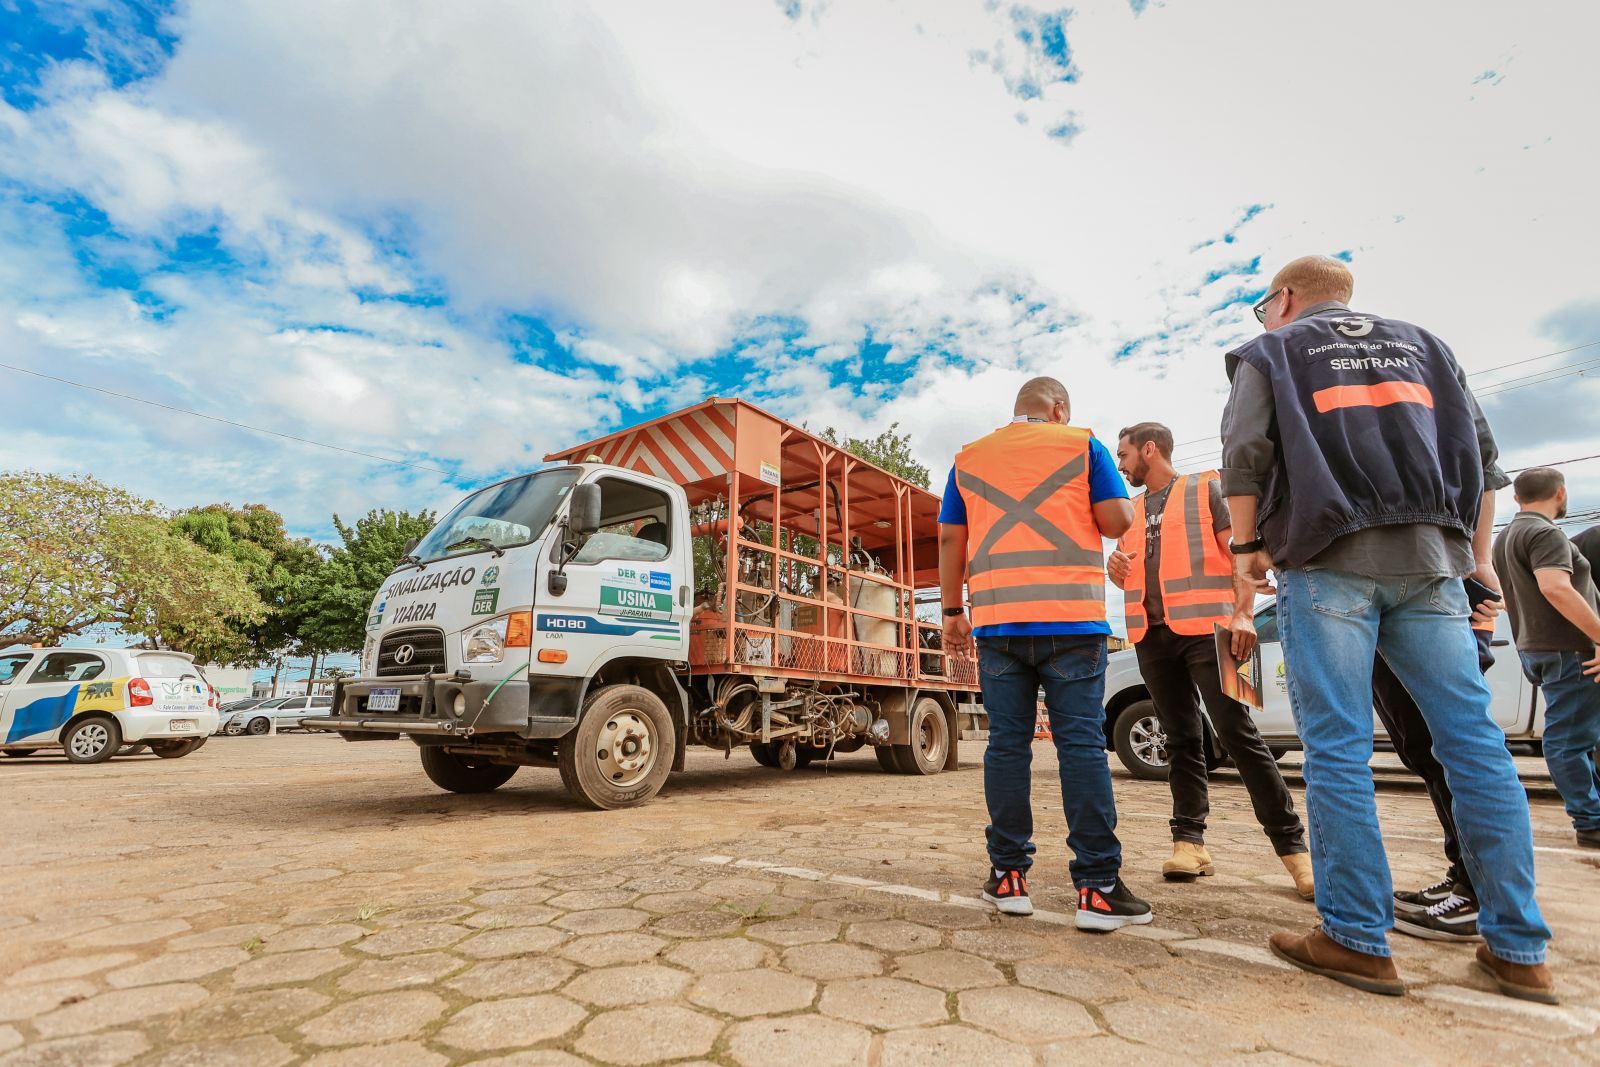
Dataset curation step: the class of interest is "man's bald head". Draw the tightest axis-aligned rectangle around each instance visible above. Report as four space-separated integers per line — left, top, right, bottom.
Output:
1269 255 1355 306
1015 377 1071 423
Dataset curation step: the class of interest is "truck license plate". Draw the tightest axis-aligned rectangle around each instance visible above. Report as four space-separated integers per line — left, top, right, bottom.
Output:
168 719 196 732
368 689 401 712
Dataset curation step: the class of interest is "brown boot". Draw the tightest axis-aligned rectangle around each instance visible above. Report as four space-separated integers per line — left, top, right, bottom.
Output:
1161 842 1215 881
1268 928 1403 996
1475 944 1559 1004
1280 852 1315 901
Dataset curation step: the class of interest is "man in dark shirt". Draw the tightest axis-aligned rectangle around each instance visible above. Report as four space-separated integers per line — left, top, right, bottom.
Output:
1493 468 1600 849
1572 525 1600 580
1220 255 1553 1003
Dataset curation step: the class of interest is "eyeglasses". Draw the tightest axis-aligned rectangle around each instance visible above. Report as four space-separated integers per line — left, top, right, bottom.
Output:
1253 288 1285 325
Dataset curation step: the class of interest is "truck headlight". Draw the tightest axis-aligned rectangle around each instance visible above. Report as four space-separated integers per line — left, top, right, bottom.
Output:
361 636 376 675
463 618 508 663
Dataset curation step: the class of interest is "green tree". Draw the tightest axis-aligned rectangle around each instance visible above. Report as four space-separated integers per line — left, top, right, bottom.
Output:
169 504 321 666
296 509 437 655
817 423 931 489
0 471 263 653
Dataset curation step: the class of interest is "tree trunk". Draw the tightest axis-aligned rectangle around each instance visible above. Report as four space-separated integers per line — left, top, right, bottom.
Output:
270 657 282 697
307 651 319 695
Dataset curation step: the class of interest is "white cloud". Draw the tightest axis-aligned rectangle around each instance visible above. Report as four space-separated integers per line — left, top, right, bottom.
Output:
0 0 1596 546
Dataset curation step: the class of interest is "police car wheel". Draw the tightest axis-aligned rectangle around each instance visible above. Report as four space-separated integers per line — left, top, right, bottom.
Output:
558 684 673 811
150 738 205 759
419 745 518 793
63 715 121 765
1113 701 1171 781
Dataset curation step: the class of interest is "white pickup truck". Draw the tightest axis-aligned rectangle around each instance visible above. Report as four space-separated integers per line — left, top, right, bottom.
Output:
1101 597 1541 779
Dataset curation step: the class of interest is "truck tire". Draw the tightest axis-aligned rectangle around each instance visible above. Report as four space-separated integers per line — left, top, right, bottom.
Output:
892 697 949 775
558 685 673 810
150 738 206 759
420 746 518 794
749 741 779 767
1113 701 1170 781
874 746 899 773
63 715 121 765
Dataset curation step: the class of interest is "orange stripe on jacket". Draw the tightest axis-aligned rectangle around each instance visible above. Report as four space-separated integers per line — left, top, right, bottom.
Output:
1312 381 1434 414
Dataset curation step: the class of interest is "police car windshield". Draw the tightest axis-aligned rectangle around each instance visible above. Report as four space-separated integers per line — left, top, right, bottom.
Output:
411 470 581 563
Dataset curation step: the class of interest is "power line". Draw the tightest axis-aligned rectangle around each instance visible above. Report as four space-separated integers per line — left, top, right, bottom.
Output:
1506 453 1600 475
0 362 454 477
1474 356 1600 399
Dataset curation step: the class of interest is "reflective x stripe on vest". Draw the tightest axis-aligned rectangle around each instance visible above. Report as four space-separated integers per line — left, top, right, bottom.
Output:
1119 472 1234 643
955 423 1106 629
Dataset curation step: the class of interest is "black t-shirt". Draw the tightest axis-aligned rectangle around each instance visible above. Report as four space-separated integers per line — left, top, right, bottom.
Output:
1493 512 1600 653
1142 478 1230 624
1573 526 1600 582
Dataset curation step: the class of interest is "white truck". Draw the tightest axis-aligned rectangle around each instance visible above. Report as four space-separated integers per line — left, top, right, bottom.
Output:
1102 597 1542 778
305 399 983 808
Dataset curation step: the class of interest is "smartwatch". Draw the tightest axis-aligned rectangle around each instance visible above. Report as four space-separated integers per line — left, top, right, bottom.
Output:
1229 538 1264 555
942 606 966 617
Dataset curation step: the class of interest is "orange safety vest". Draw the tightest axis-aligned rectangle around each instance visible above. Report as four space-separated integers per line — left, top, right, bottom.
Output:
954 423 1107 629
1120 471 1235 643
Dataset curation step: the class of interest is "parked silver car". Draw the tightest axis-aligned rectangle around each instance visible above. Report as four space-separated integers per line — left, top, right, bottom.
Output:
222 695 333 736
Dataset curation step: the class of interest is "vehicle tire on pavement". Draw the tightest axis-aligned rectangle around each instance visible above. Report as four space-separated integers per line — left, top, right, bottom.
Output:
558 684 673 810
874 745 899 773
749 741 780 767
419 745 518 794
1 748 34 758
116 744 146 757
150 738 206 759
63 715 121 765
247 717 271 736
891 697 949 775
1113 700 1170 781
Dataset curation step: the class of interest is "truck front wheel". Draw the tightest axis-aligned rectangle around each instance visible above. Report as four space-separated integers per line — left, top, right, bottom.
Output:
420 746 518 794
559 685 674 810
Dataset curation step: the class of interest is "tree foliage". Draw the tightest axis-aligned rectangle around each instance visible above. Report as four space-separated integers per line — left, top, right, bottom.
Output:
0 471 262 654
817 423 931 489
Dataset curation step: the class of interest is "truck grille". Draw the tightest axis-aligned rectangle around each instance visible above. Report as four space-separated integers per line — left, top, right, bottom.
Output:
377 628 446 676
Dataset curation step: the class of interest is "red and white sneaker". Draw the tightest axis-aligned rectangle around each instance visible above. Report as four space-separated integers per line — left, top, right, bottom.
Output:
1075 878 1154 932
982 868 1033 915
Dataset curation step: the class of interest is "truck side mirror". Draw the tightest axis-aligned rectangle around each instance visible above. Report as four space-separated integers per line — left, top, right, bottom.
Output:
568 483 602 536
401 536 420 556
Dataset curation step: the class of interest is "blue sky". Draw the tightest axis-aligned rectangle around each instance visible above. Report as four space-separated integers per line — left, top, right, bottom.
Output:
1 0 1596 565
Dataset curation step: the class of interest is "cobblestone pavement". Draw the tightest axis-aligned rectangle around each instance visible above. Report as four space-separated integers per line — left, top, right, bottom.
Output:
3 735 1597 1066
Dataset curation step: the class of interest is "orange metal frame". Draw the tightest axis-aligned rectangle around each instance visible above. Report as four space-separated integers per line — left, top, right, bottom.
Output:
547 398 978 692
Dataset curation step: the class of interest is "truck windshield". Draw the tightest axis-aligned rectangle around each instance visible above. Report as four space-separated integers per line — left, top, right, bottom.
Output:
412 469 580 563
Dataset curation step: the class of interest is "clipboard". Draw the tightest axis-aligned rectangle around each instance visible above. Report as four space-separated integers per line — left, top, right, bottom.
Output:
1214 623 1264 710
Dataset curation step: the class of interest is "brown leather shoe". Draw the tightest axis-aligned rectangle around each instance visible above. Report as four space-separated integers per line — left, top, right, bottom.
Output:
1475 944 1559 1004
1161 842 1215 881
1268 928 1403 996
1280 852 1315 901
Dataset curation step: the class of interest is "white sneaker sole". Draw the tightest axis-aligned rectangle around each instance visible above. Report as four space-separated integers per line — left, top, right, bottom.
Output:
981 891 1034 916
1074 908 1155 932
1393 916 1484 943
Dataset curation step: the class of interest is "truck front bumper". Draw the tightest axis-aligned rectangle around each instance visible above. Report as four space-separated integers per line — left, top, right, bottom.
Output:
302 672 583 741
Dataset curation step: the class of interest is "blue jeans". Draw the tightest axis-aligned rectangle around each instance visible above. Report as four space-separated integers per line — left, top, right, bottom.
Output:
1278 568 1550 965
977 635 1120 889
1520 651 1600 833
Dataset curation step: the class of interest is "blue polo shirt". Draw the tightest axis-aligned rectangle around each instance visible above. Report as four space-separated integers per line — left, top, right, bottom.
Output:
939 427 1125 637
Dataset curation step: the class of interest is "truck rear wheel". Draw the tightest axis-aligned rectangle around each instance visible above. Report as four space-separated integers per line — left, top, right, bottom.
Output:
420 746 518 794
749 741 779 767
891 697 949 775
874 746 899 773
559 685 673 810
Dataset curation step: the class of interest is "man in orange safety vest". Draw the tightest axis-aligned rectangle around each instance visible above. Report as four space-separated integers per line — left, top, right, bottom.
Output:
1107 422 1314 898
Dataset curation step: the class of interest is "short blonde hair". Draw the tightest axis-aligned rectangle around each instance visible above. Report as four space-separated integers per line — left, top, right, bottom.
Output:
1269 256 1354 305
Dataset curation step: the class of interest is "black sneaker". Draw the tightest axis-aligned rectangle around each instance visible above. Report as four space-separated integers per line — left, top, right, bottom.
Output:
1394 889 1482 943
1394 875 1455 917
982 869 1033 916
1074 878 1154 932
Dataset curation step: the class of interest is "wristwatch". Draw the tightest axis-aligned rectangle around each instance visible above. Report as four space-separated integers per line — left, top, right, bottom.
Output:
1229 537 1264 555
942 606 966 617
